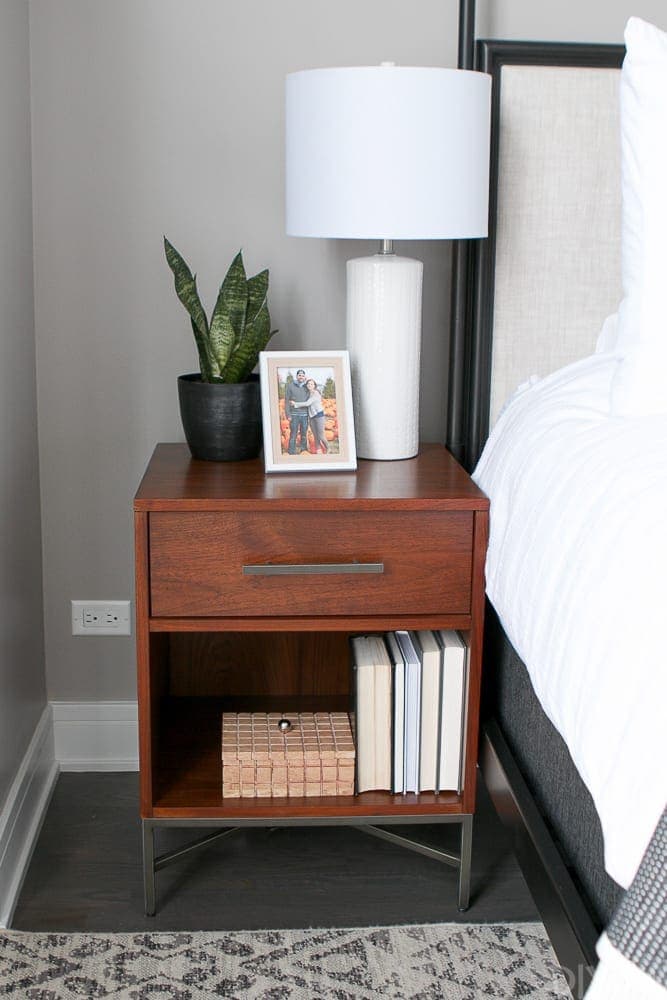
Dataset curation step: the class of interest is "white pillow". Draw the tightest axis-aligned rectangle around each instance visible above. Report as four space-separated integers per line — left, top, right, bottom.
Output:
610 17 667 415
595 313 619 354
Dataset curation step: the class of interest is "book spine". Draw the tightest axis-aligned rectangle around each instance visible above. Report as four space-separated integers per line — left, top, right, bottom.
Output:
375 658 392 791
457 634 470 794
393 660 404 794
351 637 375 794
436 633 444 793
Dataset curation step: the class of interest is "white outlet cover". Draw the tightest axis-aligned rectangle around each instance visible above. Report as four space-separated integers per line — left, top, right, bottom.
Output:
72 600 131 636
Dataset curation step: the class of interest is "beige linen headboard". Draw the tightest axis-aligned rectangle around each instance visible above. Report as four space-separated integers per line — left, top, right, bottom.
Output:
449 41 625 469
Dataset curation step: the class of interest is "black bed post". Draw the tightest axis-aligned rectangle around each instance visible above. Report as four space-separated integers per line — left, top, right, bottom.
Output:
447 0 477 468
457 0 476 68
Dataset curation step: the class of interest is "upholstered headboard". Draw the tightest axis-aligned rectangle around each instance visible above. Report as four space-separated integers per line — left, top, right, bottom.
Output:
449 41 625 470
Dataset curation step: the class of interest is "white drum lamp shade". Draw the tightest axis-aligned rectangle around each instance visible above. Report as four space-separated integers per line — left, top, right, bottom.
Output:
285 65 491 460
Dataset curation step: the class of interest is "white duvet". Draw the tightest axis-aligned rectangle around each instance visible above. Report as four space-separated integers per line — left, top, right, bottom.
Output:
473 350 667 889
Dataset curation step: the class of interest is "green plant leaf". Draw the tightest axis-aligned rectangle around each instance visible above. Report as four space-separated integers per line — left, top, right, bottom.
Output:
164 237 214 380
220 267 274 381
222 301 276 382
246 269 269 326
209 250 248 374
191 319 220 381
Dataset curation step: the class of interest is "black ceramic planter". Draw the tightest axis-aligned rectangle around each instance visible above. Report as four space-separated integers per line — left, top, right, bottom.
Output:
177 373 262 462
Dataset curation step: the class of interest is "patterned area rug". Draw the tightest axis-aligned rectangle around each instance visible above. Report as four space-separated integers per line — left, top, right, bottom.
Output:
0 923 571 999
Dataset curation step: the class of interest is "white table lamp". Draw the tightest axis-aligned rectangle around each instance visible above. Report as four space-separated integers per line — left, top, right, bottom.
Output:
286 64 491 460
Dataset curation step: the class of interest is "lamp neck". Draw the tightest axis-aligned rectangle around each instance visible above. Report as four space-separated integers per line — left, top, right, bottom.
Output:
379 239 394 255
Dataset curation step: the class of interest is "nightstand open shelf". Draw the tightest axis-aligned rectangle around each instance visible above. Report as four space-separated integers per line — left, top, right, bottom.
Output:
134 443 488 915
152 696 463 818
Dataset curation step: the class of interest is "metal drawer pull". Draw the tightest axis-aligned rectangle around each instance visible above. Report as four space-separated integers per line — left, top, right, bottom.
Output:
243 561 384 576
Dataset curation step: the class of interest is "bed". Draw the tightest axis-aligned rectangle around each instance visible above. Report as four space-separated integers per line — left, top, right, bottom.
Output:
446 17 667 999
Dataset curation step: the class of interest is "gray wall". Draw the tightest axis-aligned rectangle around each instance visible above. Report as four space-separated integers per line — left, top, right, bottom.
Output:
487 0 663 42
28 0 667 703
0 0 46 806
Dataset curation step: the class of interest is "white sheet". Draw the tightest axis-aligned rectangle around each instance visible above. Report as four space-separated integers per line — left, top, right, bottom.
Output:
473 351 667 889
587 934 667 1000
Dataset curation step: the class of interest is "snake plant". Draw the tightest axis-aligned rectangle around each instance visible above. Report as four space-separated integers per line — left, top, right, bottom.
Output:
164 238 276 383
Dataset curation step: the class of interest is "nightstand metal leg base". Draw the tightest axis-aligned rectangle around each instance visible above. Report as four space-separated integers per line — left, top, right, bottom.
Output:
142 820 241 916
142 821 156 917
142 816 473 916
357 814 474 911
458 814 473 911
358 824 460 868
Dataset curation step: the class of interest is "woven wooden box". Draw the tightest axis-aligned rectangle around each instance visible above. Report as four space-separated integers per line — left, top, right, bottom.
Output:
221 712 355 798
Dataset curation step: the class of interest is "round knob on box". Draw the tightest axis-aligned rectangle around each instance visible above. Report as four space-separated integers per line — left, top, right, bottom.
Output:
277 718 292 733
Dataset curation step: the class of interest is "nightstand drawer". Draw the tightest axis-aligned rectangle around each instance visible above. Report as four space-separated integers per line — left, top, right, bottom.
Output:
149 511 473 617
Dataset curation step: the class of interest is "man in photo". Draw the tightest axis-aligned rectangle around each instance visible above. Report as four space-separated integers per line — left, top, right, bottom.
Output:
283 368 310 454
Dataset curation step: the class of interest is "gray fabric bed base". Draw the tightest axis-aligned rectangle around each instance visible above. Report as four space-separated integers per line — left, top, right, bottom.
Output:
484 606 623 928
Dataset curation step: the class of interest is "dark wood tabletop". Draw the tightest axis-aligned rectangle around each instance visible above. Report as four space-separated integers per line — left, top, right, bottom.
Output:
134 442 489 511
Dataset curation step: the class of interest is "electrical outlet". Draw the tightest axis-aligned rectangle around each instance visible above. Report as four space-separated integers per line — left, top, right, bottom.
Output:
72 600 131 636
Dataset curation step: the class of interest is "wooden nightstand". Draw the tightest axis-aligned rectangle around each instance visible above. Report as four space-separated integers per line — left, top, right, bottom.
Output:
134 443 489 915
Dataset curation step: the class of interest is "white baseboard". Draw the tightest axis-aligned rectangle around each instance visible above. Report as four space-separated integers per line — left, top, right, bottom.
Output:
0 701 139 927
0 705 59 927
52 701 139 772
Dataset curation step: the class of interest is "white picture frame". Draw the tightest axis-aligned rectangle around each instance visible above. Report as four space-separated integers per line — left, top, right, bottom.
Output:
259 350 357 473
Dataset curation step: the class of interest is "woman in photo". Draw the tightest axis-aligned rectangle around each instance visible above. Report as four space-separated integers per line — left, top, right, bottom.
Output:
293 377 328 453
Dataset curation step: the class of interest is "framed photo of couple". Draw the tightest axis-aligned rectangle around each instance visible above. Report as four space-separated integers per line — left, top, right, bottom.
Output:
259 351 357 472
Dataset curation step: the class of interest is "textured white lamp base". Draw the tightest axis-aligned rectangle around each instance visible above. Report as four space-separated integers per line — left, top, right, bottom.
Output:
346 253 423 460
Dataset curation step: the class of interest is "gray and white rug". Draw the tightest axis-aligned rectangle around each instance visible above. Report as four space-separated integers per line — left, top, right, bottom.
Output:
0 922 571 999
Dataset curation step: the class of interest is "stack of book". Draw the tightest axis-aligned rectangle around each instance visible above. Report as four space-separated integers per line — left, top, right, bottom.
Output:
350 630 468 795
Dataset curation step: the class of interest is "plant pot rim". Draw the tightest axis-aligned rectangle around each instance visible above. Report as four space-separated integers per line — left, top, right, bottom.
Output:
178 372 259 384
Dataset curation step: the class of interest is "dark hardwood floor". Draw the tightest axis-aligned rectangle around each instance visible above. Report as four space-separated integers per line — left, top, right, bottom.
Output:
12 771 538 932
